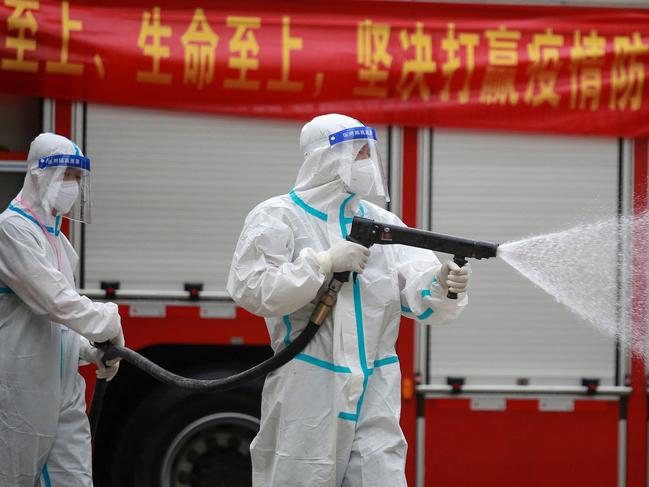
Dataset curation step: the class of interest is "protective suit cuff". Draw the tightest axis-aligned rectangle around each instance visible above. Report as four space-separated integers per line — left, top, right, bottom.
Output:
417 266 443 294
316 250 332 274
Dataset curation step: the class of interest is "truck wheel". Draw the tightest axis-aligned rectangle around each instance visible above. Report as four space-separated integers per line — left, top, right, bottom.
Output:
159 410 259 487
113 383 260 487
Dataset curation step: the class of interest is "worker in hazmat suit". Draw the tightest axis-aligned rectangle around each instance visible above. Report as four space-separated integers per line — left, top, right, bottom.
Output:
0 133 124 487
227 114 470 486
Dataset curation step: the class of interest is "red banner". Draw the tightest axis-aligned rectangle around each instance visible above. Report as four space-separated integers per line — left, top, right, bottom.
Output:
1 0 649 136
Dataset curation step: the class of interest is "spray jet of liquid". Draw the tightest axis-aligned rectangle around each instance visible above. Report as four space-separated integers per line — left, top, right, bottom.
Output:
349 215 646 356
497 211 648 359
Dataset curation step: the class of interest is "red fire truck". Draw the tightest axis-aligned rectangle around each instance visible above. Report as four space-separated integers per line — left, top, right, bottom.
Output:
1 1 648 486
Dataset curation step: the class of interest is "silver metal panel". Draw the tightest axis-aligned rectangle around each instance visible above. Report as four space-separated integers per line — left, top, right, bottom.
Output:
42 99 54 133
418 128 432 230
0 161 26 172
388 126 403 219
200 303 237 319
415 416 426 487
84 104 387 292
471 397 506 411
428 130 618 385
538 397 575 412
128 302 166 318
418 384 630 397
69 101 85 287
619 140 633 385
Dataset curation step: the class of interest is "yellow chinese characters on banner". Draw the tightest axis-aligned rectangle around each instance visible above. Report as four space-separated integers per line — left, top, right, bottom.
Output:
2 0 93 76
181 9 218 90
2 0 39 73
570 30 606 111
398 22 436 101
610 33 648 112
267 16 303 92
350 18 648 113
137 6 172 84
354 19 392 98
525 28 563 107
480 25 521 105
1 4 648 122
45 0 81 75
224 16 260 91
440 23 479 104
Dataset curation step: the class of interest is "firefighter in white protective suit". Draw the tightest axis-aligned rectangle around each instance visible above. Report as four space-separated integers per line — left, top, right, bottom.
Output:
0 133 124 487
227 114 470 486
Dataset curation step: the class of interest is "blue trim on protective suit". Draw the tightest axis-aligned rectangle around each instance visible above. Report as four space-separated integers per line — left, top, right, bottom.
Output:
289 190 328 221
340 196 366 237
7 205 60 236
286 191 374 420
296 354 352 373
416 308 434 320
0 287 13 294
400 289 437 320
337 194 372 422
374 356 399 368
42 464 52 487
339 193 356 239
401 300 434 320
282 316 351 374
337 280 371 421
338 412 357 422
282 315 292 347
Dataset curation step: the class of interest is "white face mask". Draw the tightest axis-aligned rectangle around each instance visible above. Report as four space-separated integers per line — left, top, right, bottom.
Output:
345 158 376 196
52 181 79 215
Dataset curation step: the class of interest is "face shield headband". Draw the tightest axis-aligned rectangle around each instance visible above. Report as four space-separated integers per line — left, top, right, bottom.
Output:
329 126 390 202
38 153 92 224
37 154 90 171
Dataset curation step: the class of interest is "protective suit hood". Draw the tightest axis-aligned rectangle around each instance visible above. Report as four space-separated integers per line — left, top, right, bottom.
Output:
18 133 91 225
294 114 389 205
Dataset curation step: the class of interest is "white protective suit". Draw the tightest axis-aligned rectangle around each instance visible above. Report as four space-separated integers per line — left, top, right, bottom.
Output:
227 114 468 486
0 133 123 487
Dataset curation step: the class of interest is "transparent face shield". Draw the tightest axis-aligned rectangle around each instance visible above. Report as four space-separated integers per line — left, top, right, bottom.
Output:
38 154 92 223
329 126 390 202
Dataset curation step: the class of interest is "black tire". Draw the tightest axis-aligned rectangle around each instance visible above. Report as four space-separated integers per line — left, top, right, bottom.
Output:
111 372 261 487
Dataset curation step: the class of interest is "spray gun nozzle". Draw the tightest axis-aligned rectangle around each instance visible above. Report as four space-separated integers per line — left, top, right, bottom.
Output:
349 216 500 261
472 240 499 260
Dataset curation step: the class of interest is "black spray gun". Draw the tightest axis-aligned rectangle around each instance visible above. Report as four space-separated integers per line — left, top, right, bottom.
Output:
89 217 499 440
347 217 499 298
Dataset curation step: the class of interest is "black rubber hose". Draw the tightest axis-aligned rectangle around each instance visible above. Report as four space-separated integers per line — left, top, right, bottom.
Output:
89 378 107 439
101 321 320 392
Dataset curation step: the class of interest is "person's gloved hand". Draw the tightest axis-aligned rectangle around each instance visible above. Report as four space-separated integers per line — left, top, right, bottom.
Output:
78 336 122 382
317 240 370 274
437 260 471 295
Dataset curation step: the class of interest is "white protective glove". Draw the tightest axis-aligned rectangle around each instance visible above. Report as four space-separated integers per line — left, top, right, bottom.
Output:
317 240 370 274
78 333 123 382
437 260 471 295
